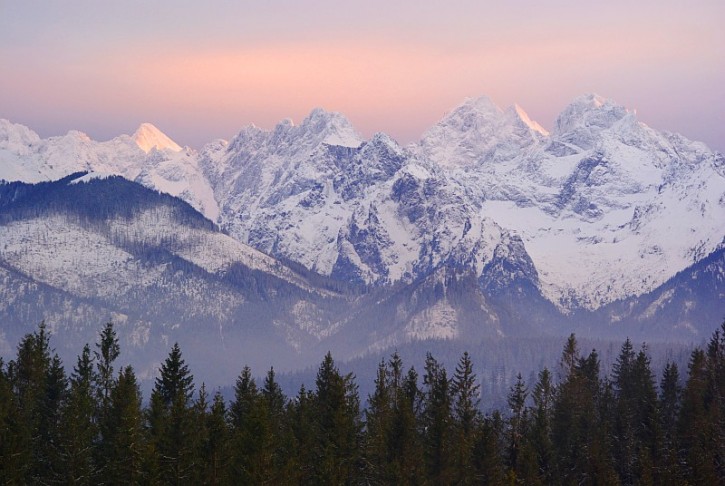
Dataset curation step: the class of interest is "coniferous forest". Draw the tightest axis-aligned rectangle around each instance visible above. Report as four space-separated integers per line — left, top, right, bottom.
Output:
1 321 723 485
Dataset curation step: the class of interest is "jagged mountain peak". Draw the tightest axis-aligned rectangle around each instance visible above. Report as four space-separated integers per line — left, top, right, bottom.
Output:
505 104 549 136
455 95 502 115
554 93 631 137
438 96 506 130
0 119 41 154
416 96 546 168
132 122 182 153
226 109 363 153
1 95 722 319
299 108 363 148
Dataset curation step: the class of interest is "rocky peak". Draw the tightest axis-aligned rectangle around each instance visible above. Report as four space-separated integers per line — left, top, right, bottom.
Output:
553 94 631 138
132 122 182 153
299 108 363 148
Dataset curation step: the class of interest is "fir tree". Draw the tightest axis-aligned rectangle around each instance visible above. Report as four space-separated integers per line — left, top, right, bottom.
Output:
58 344 98 485
228 365 265 482
286 385 317 484
472 411 507 484
658 361 682 484
312 352 362 484
148 342 196 484
94 321 120 473
421 353 454 483
529 367 555 484
364 353 423 484
106 366 145 484
506 373 532 482
6 322 68 483
202 391 231 485
365 359 392 483
450 351 481 484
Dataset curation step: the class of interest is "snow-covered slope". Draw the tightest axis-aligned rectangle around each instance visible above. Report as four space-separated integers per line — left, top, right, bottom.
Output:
0 120 218 221
1 94 723 315
201 109 512 287
133 122 182 153
416 94 725 309
415 96 547 169
0 175 353 383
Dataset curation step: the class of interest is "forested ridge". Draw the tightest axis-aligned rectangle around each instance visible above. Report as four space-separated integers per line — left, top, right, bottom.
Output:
1 321 723 485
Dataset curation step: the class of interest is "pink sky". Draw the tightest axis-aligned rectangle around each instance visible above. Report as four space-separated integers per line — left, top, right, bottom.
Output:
1 1 723 151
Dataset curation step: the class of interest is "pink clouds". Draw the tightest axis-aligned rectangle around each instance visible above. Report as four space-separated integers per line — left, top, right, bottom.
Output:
1 1 723 150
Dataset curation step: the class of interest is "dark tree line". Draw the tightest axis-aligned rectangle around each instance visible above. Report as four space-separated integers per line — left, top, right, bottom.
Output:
1 320 723 485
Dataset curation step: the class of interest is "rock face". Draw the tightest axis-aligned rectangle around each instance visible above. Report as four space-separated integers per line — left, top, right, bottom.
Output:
415 94 724 310
0 94 723 362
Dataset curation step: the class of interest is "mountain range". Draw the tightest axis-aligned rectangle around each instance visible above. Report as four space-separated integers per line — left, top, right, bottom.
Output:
1 94 723 385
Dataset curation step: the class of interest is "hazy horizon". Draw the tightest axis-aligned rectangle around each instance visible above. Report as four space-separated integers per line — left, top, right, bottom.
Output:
2 1 723 151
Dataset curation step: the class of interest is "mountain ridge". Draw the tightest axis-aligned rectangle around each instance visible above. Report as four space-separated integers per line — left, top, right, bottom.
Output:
0 173 722 388
0 94 723 316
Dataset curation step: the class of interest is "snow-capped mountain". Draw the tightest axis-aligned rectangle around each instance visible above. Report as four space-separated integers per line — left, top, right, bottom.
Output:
200 111 511 288
416 94 724 309
415 96 548 169
0 174 354 383
200 95 723 311
0 120 218 221
132 122 182 153
0 174 721 387
0 94 723 346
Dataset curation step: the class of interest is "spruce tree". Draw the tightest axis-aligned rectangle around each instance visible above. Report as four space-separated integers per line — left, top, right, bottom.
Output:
704 321 724 480
148 342 196 484
506 373 531 482
365 359 392 483
421 353 454 483
450 351 481 484
95 321 120 410
363 353 423 484
59 344 98 485
6 322 68 483
393 363 425 485
677 324 724 483
632 347 660 485
0 357 21 483
553 346 617 484
190 384 210 485
286 385 317 483
530 368 555 484
228 365 265 482
41 354 69 483
260 367 288 483
203 392 231 485
106 365 145 484
472 411 506 484
658 361 682 484
94 321 120 473
612 338 638 484
311 352 362 484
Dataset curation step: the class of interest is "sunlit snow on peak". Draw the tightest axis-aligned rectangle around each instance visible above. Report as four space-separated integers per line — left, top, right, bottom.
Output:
509 104 549 136
132 122 182 153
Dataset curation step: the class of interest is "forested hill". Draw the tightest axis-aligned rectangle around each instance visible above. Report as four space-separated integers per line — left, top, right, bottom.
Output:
0 173 213 228
1 320 723 484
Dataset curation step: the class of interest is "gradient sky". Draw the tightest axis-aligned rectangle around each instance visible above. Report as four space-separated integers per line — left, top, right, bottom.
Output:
1 0 723 151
